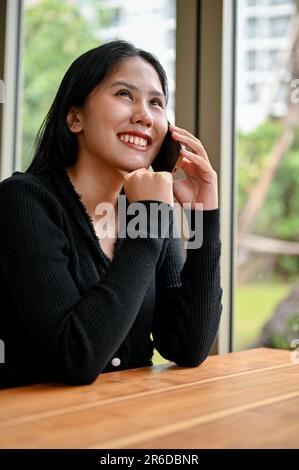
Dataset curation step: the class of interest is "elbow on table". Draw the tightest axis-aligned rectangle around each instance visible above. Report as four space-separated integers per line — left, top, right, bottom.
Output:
176 358 206 369
175 350 210 368
60 346 106 386
61 360 103 386
64 369 100 386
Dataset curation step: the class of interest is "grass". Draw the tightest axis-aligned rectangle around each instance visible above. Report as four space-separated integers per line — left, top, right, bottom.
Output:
152 349 170 366
235 282 292 350
152 282 293 363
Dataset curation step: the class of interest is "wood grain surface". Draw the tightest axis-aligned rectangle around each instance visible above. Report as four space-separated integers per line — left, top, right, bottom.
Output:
0 348 298 449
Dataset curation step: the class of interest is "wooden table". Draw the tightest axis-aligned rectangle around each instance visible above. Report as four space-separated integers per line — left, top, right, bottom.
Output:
0 348 298 449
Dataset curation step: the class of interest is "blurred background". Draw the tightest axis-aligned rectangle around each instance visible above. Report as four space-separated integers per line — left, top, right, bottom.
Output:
0 0 298 361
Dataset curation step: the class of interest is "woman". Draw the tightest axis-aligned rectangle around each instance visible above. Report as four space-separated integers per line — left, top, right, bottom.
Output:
0 40 222 387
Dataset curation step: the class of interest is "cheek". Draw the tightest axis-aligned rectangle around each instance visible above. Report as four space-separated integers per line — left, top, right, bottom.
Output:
160 113 168 134
156 113 168 144
108 99 131 121
82 113 108 152
84 110 113 141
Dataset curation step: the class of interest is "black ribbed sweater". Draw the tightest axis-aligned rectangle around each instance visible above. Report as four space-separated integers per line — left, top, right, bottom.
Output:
0 168 222 387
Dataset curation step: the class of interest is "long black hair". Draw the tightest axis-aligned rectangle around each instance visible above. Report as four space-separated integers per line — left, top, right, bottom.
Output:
26 40 168 174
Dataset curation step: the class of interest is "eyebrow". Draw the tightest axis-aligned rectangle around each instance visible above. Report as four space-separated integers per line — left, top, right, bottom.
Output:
110 81 166 101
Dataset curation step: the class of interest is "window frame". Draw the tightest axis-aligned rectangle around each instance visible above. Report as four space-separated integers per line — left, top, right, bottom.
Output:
1 0 235 354
176 0 236 354
0 0 23 180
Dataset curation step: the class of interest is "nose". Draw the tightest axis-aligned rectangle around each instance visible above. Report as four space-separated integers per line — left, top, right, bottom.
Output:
130 102 153 128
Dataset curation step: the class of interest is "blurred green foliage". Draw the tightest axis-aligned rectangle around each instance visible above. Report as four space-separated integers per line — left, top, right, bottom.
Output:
22 1 299 281
270 313 299 349
22 0 102 170
235 282 292 350
237 120 299 279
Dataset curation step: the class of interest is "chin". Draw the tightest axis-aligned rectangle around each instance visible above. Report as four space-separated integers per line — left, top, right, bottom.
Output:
123 160 150 171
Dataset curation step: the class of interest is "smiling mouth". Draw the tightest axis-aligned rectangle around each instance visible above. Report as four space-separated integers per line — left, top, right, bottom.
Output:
117 133 151 151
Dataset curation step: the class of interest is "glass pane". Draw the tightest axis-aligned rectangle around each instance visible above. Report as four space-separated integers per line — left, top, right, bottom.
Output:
22 0 176 171
235 0 299 351
22 0 176 366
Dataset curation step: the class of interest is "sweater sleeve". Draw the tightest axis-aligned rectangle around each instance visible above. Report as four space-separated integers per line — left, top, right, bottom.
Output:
0 178 168 385
152 208 223 367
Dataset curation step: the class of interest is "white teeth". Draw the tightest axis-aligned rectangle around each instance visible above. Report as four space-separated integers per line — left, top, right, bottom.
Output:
119 134 149 147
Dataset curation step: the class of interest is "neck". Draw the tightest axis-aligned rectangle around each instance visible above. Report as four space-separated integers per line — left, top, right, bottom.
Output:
66 156 124 220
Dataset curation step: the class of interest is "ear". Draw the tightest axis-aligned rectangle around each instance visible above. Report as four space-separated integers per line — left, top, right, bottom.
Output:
66 107 83 133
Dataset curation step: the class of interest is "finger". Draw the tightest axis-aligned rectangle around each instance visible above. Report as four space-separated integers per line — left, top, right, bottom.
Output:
172 131 209 162
172 131 208 160
135 167 148 173
127 167 148 178
169 123 194 137
118 169 130 179
177 156 191 168
180 149 211 172
169 124 205 149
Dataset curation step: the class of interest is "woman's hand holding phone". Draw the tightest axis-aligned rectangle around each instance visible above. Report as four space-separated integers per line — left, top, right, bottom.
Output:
169 124 218 210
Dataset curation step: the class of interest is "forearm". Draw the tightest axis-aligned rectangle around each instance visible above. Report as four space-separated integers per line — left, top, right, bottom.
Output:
153 209 222 366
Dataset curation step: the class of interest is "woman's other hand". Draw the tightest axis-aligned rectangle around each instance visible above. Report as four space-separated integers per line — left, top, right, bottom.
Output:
170 124 218 210
122 168 174 207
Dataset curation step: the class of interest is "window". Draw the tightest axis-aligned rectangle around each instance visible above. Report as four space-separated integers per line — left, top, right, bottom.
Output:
21 0 176 367
268 49 279 68
22 0 176 171
269 15 291 37
0 80 4 104
235 0 299 351
247 17 259 38
247 50 257 70
99 7 121 27
269 0 293 5
247 82 260 102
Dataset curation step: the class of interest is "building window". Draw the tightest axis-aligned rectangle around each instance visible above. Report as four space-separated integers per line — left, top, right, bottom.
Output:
268 49 279 68
247 83 260 102
269 0 293 5
247 50 257 70
269 15 291 37
247 17 258 38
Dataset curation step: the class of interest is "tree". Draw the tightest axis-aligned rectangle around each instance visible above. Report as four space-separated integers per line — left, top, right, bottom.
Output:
237 11 299 241
22 0 102 170
251 281 299 349
238 2 299 348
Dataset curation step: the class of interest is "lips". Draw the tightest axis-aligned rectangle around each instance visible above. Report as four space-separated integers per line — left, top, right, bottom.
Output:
117 131 152 146
118 136 149 152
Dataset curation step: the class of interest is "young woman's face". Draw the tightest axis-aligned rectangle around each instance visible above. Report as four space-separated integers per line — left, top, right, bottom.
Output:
70 56 168 172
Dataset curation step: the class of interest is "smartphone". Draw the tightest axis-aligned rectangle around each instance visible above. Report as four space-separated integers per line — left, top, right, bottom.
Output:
151 123 184 174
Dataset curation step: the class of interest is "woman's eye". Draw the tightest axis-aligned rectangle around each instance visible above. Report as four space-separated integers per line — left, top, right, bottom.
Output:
151 98 163 107
117 90 133 99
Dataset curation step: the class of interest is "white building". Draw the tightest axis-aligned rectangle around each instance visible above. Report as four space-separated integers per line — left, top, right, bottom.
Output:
90 0 176 124
80 0 297 133
237 0 297 132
